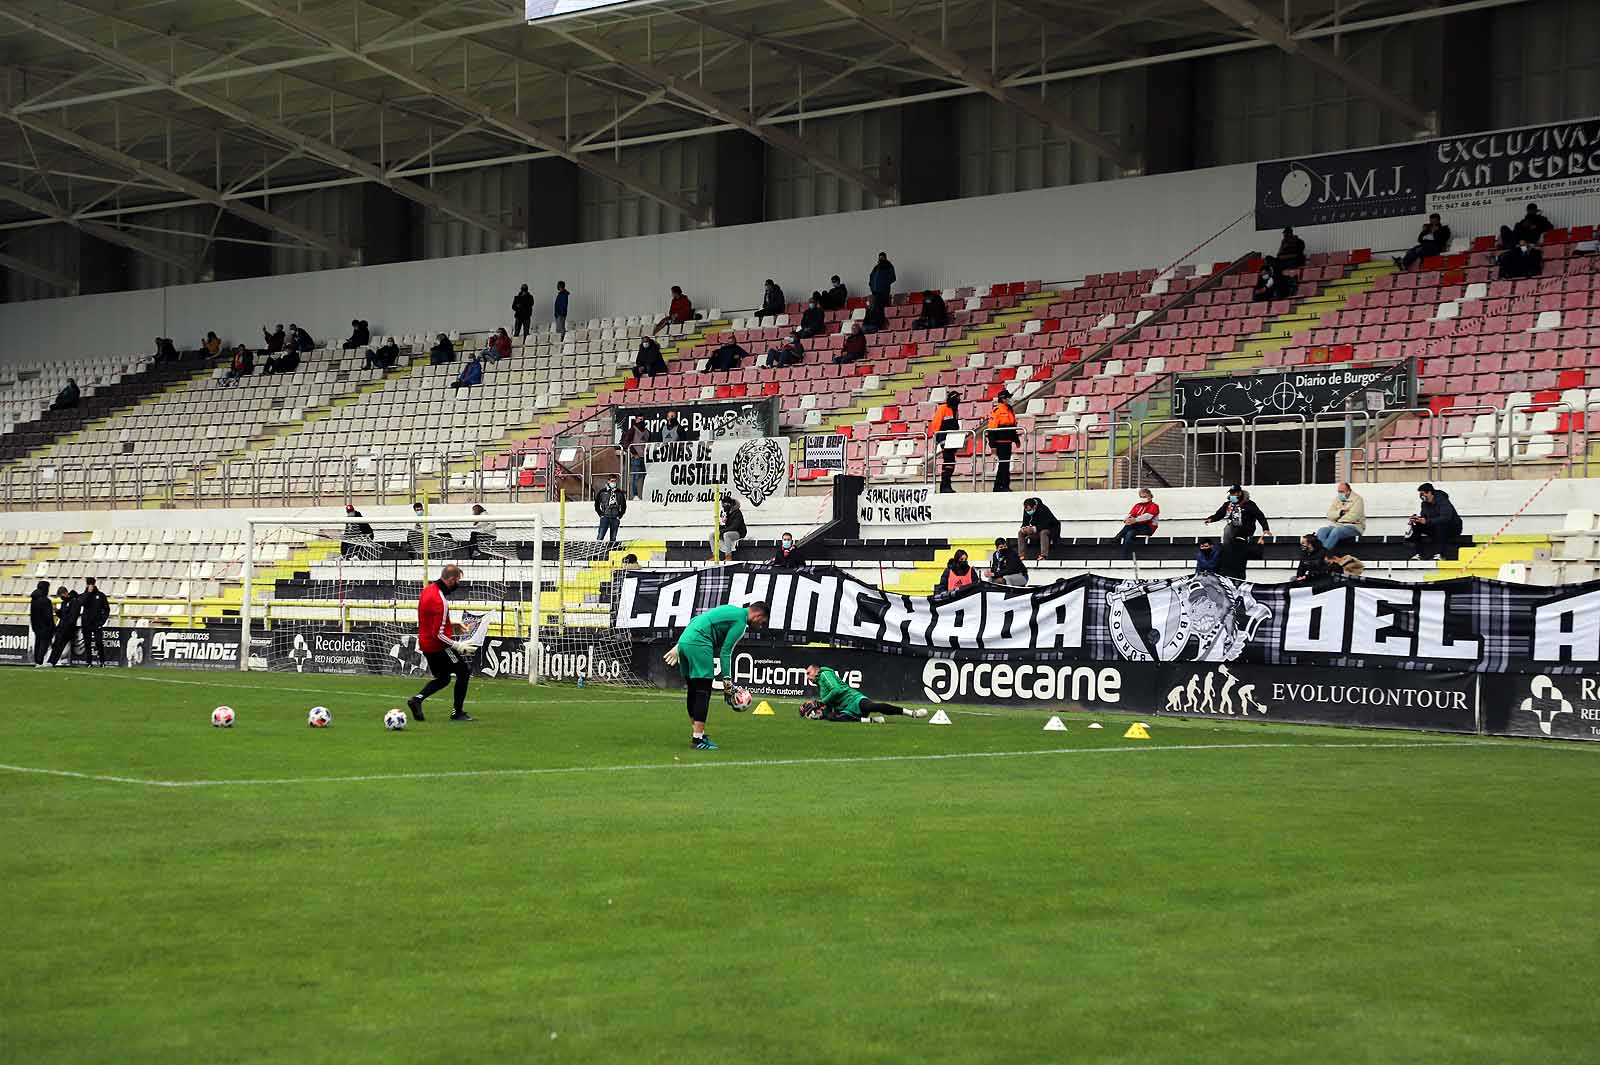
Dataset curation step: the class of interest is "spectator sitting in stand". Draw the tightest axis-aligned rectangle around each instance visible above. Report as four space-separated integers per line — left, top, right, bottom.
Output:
201 331 223 360
912 290 948 330
449 353 484 390
652 285 696 336
771 532 805 568
220 344 253 386
714 495 746 559
757 279 785 322
430 333 456 365
262 346 300 375
1498 237 1544 280
821 275 848 310
935 549 975 593
706 341 747 372
50 378 79 411
987 537 1027 587
482 327 512 363
795 295 826 339
1500 202 1553 249
469 503 498 557
861 296 888 333
1294 534 1332 582
1116 488 1159 557
155 337 180 362
261 324 285 354
1397 214 1452 270
342 319 370 350
1195 537 1220 573
1276 226 1306 270
1406 482 1462 560
765 335 804 368
1315 482 1366 551
1018 496 1060 560
1252 257 1284 301
634 336 668 379
289 324 315 352
365 340 401 371
835 322 868 364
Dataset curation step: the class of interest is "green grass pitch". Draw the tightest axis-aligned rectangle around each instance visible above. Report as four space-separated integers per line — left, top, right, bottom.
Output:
2 667 1596 1065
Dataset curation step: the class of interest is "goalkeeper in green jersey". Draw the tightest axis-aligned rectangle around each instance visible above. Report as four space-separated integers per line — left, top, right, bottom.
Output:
663 601 769 750
799 664 929 722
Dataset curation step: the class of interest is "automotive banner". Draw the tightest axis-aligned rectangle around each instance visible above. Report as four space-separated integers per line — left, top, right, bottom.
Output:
612 397 779 440
641 436 790 508
1480 671 1600 742
639 639 1153 711
1173 363 1413 423
1157 663 1477 733
615 565 1600 675
1257 118 1600 229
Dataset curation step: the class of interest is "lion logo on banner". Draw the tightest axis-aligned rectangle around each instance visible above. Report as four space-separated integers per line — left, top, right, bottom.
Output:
1106 573 1270 662
732 437 787 506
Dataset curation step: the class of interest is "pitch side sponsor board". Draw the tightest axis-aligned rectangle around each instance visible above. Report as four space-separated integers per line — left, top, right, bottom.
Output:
1481 671 1600 742
1158 664 1477 733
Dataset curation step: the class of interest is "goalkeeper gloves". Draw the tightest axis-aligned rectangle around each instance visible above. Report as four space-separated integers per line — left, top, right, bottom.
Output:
663 645 680 667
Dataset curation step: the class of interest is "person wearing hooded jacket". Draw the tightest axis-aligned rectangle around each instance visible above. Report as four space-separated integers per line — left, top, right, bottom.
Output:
512 284 534 336
935 549 975 593
29 579 54 666
926 391 962 494
1019 496 1061 560
757 280 785 321
1204 484 1272 544
1406 482 1462 560
43 587 81 667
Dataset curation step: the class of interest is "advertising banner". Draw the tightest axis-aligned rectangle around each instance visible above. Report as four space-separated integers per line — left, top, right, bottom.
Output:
800 433 847 475
612 397 778 441
857 484 936 524
1257 118 1600 229
1157 663 1477 733
1480 671 1600 742
615 565 1600 676
1173 364 1413 423
641 436 790 508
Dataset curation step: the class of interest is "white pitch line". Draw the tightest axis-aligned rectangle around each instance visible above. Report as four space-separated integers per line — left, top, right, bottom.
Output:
45 669 661 704
0 740 1499 790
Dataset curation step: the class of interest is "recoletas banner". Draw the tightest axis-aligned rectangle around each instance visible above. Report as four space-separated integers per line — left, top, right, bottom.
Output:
613 565 1600 676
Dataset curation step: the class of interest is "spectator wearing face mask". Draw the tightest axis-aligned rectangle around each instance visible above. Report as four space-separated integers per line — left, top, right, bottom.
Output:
771 532 805 568
1204 484 1271 545
987 538 1027 588
935 549 975 593
1116 489 1159 557
1018 496 1061 561
1195 538 1220 574
1316 482 1365 551
594 475 626 545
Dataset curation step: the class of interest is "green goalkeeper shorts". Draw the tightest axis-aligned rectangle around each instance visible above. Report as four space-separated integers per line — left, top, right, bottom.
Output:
676 638 716 680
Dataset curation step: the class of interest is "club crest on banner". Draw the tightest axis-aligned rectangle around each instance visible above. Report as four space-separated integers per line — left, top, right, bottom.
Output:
1106 573 1270 662
733 437 788 506
1520 674 1574 736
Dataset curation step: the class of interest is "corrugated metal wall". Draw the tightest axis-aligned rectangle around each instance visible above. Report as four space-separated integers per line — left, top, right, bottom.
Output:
422 162 527 259
126 206 212 290
1 224 77 301
765 110 899 221
269 186 362 276
959 74 1136 196
579 138 712 240
1489 0 1600 127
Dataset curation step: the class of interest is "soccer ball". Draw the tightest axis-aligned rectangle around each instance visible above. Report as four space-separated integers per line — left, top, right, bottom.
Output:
308 706 332 728
384 708 408 731
729 686 754 711
211 705 235 728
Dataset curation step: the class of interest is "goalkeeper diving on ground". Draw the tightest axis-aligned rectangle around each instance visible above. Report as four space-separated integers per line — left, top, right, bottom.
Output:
664 602 769 750
800 665 928 722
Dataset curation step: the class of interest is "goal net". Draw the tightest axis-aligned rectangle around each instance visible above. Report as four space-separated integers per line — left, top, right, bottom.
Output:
240 516 651 687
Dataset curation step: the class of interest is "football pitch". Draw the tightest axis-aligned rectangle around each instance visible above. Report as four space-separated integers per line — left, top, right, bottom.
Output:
2 668 1595 1065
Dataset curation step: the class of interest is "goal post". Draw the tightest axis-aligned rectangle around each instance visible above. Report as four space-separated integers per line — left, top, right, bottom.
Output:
239 514 649 688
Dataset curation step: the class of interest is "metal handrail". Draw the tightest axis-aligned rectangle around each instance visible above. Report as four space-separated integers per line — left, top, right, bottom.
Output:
1190 416 1247 486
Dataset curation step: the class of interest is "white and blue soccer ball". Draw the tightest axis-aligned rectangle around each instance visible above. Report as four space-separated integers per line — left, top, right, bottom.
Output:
211 705 235 728
307 706 332 728
384 708 408 731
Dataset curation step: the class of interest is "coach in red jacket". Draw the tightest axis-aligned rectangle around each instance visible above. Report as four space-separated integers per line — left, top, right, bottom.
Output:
406 564 476 723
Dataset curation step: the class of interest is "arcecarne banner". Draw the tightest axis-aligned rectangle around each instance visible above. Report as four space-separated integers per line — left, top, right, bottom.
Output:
614 565 1600 675
1258 117 1600 229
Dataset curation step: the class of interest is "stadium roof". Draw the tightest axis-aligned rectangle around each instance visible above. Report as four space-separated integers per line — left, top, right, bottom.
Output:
0 0 1526 280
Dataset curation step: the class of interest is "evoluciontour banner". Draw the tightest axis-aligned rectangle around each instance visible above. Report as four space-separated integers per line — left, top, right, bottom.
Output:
613 565 1600 676
1256 116 1600 228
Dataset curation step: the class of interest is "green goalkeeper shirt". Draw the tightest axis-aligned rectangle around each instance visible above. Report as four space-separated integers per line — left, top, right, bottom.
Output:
678 604 750 680
816 666 867 719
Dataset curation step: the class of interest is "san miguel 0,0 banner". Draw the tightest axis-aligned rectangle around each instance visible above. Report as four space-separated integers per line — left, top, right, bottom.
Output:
614 565 1600 676
641 437 790 508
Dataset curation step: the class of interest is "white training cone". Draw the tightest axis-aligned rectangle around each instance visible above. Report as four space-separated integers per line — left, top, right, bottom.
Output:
1087 722 1103 730
1042 715 1068 732
927 709 953 726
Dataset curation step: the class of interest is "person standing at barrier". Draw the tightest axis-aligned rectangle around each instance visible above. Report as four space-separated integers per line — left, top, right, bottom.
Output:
986 389 1019 492
553 281 570 336
512 284 534 337
29 579 54 667
927 390 962 494
79 577 109 667
595 475 627 546
619 415 654 499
